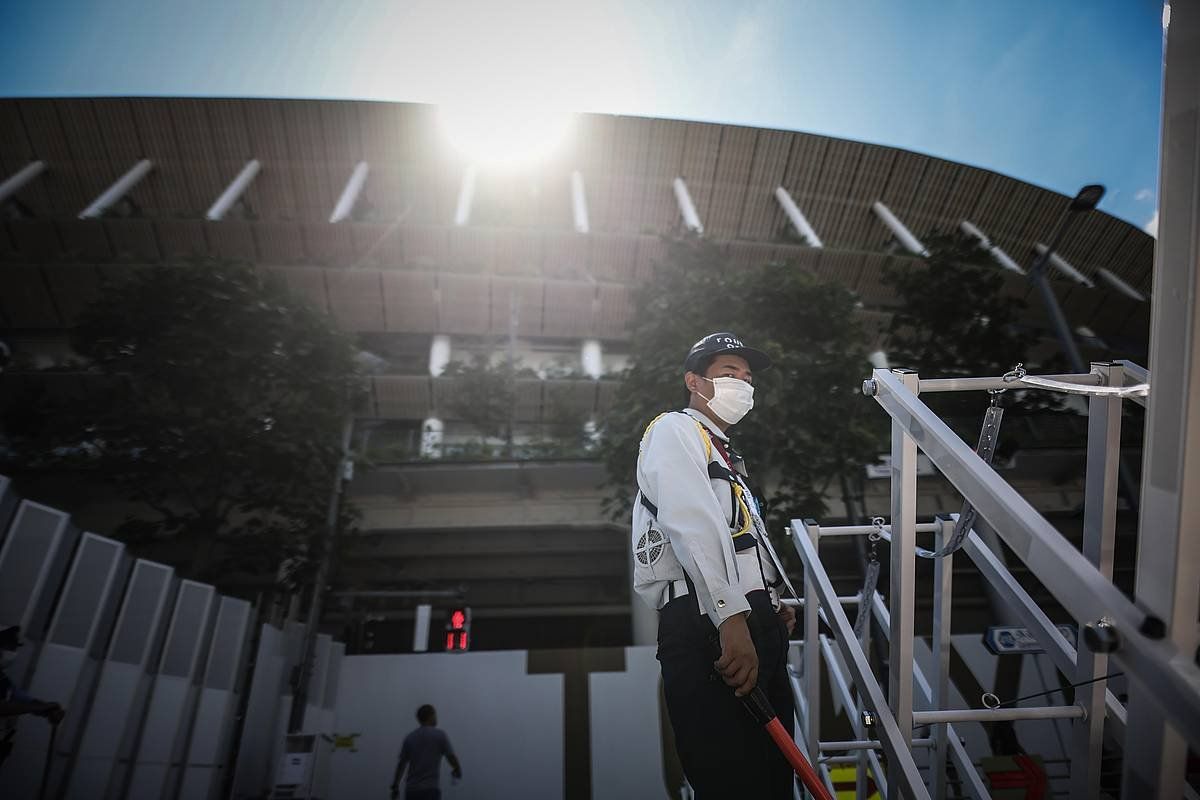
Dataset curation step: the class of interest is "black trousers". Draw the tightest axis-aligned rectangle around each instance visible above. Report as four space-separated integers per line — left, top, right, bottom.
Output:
658 589 795 799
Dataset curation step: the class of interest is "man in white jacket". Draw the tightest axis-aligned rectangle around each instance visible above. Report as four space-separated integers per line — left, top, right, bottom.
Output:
632 332 797 798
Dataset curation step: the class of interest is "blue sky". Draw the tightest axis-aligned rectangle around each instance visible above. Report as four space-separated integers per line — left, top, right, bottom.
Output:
0 0 1164 231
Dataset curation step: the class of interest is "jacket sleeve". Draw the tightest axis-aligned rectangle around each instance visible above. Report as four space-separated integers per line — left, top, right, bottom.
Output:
638 415 750 625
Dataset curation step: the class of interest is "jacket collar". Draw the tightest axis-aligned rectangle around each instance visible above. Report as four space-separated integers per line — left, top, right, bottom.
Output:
682 407 729 442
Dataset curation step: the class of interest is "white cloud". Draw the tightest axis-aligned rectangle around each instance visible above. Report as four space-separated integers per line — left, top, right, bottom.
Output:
1135 188 1154 202
1144 210 1158 238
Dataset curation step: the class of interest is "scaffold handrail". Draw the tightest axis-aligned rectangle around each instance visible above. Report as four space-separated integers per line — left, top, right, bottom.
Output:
789 520 932 800
866 367 1200 750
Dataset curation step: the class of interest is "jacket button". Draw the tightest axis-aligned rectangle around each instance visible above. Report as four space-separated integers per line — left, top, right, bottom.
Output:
717 599 726 608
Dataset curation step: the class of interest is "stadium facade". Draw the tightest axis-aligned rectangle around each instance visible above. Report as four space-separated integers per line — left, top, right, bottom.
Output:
0 97 1155 652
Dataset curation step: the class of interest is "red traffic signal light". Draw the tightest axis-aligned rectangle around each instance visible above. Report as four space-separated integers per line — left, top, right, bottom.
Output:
445 607 470 651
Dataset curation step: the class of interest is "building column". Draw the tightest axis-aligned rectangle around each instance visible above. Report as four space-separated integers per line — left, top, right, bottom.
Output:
420 418 444 459
581 339 603 379
429 335 452 377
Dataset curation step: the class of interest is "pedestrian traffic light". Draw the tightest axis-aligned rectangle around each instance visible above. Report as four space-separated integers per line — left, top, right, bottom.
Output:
445 607 470 651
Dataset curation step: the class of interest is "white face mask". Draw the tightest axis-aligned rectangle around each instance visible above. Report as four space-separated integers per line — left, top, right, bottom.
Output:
700 376 755 424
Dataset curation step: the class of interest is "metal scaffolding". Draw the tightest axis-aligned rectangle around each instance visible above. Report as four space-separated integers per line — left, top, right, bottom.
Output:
786 363 1200 798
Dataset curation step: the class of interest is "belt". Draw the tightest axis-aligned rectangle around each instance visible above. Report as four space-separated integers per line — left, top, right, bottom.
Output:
665 579 778 609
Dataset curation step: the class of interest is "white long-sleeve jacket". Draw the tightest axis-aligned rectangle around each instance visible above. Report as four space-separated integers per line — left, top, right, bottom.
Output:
632 408 780 627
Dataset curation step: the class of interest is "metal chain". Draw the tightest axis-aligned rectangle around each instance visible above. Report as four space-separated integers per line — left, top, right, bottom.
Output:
917 364 1019 559
852 517 885 640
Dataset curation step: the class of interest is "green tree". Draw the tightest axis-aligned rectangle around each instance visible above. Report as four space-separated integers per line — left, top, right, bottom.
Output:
883 231 1066 455
2 260 364 586
598 238 884 535
883 231 1043 381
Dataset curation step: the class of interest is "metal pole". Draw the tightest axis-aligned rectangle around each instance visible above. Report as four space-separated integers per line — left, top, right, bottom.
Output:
782 596 862 607
870 593 992 800
673 177 704 234
206 159 262 221
931 516 954 800
288 416 354 733
887 370 919 794
1023 224 1143 514
802 520 822 785
789 521 930 799
1125 3 1200 795
0 161 47 206
872 201 929 257
775 186 823 247
821 738 935 752
857 604 873 800
1025 208 1087 373
807 521 943 537
329 161 369 223
78 159 154 219
912 706 1085 724
869 368 1200 742
1070 363 1122 798
915 372 1101 394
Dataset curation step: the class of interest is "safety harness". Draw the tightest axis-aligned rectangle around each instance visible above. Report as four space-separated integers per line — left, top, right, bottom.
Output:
636 412 799 601
637 412 758 552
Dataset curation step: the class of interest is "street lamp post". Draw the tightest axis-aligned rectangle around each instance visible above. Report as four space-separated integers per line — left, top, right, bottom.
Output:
1025 184 1105 374
1024 184 1140 511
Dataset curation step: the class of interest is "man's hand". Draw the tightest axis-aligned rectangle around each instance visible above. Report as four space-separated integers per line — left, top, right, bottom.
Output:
777 602 797 636
714 612 758 697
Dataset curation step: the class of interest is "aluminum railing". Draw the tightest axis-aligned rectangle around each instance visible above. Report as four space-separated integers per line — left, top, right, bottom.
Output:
780 362 1200 799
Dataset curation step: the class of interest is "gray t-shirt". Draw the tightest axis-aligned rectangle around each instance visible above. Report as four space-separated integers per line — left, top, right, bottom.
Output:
398 726 454 790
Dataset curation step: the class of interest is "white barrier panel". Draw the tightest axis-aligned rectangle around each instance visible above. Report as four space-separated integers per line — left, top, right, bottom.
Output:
323 642 344 713
178 595 252 800
229 624 285 799
589 646 672 800
8 533 128 799
64 560 176 800
0 500 79 681
125 580 217 800
269 621 307 783
229 620 305 800
303 633 332 732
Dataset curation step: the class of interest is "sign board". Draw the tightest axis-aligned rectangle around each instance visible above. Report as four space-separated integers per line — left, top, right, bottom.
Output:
984 624 1076 655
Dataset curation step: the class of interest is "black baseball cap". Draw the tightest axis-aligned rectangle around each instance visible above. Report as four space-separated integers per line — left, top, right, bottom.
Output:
684 332 772 373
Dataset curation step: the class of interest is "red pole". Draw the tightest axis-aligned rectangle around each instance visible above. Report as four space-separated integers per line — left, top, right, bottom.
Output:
744 687 835 800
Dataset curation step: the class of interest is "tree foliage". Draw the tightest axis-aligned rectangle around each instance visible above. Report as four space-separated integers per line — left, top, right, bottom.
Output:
882 231 1067 454
4 260 364 584
597 238 885 530
883 231 1043 380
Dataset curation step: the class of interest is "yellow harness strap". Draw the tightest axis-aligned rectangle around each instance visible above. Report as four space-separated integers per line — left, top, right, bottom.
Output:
639 412 752 540
639 412 712 463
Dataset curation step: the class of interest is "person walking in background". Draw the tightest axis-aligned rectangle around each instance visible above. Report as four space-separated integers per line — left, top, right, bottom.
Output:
0 625 65 772
390 704 462 800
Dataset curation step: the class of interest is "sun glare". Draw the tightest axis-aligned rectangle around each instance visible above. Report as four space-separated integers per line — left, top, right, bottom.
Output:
438 99 574 168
